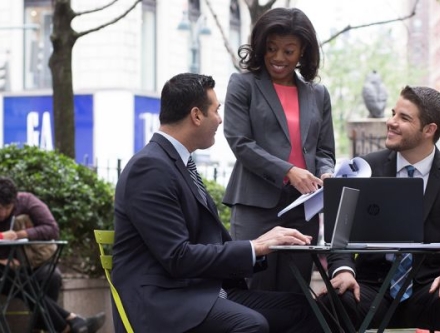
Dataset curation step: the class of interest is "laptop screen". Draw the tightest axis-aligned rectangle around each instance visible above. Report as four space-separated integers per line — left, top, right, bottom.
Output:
323 177 424 243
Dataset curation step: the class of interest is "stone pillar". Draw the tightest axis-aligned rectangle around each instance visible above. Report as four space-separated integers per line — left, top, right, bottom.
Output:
346 117 387 157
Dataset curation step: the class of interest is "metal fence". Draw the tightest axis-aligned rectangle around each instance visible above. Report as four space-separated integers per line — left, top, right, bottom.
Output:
89 158 234 188
351 130 387 157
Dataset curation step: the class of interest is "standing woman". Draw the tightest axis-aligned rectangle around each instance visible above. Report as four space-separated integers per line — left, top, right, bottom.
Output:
223 7 335 292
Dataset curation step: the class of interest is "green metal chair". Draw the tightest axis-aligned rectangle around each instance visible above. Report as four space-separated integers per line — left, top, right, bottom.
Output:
94 230 133 333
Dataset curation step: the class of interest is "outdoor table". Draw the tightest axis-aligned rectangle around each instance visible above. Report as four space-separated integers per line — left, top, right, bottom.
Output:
0 240 67 333
270 247 438 333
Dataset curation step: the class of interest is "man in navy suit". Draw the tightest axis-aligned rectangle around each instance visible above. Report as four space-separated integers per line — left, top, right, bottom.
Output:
319 86 440 331
112 73 320 333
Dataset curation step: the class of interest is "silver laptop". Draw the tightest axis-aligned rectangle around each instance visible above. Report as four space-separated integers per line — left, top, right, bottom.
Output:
270 187 360 251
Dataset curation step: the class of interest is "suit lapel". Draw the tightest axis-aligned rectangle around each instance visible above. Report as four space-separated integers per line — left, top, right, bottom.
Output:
383 151 398 176
254 71 315 148
423 149 440 222
151 133 224 219
255 70 290 142
297 77 314 147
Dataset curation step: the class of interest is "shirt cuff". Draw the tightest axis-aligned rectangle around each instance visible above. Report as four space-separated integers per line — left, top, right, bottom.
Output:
332 266 355 278
249 241 256 265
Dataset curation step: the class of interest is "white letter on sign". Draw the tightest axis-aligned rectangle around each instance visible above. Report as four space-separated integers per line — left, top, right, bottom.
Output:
26 111 40 146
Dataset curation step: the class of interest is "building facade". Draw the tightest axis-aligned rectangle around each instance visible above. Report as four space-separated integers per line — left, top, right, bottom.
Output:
1 0 440 184
0 0 250 184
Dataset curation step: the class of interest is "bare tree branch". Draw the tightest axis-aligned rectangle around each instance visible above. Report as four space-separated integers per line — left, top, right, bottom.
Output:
50 0 142 158
245 0 278 25
321 0 419 46
76 0 142 38
205 0 279 72
204 0 241 72
75 0 118 17
260 0 278 13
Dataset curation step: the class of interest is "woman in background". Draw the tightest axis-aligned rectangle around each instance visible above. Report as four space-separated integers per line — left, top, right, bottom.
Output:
223 7 335 292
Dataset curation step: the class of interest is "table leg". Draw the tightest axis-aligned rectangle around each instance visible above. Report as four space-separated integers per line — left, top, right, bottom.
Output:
3 243 65 332
25 244 65 332
285 254 333 332
376 254 426 332
357 254 402 333
284 253 334 333
311 254 357 333
0 246 23 333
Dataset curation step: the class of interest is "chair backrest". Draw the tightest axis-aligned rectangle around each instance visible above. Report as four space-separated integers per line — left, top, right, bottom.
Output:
94 230 133 333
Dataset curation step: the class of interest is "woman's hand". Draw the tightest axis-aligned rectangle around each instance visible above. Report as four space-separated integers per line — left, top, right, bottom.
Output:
321 172 333 180
286 167 322 194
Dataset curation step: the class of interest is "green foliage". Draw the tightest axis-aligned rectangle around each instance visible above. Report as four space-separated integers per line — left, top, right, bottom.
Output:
204 178 231 230
320 29 425 157
0 144 114 277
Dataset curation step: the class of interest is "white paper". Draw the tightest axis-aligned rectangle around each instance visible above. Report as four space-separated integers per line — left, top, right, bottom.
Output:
0 238 28 242
278 157 372 220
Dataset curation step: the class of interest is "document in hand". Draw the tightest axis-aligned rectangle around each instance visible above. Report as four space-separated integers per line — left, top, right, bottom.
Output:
277 157 371 221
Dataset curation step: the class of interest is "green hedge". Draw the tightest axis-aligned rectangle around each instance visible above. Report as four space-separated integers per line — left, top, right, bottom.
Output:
205 178 231 230
0 144 231 277
0 144 114 277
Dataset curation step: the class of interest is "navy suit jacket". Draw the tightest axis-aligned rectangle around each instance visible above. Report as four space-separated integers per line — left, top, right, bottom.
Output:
223 69 335 209
112 133 256 332
327 148 440 286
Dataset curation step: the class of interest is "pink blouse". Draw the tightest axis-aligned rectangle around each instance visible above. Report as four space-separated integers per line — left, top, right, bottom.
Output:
273 83 306 169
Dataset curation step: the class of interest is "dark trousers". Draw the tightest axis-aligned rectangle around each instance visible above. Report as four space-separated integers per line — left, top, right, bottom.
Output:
33 263 62 301
187 288 321 333
317 282 440 331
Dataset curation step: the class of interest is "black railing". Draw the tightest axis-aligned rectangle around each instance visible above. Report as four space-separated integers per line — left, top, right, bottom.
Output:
85 158 233 187
351 129 387 157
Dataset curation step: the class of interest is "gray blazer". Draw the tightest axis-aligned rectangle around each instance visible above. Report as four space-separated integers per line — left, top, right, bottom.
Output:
223 70 335 209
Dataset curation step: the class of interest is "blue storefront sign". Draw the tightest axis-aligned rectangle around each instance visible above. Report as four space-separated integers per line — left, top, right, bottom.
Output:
134 95 160 152
3 95 94 163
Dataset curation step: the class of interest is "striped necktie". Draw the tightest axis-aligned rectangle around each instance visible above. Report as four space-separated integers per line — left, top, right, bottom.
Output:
187 155 207 204
390 165 415 301
187 155 226 298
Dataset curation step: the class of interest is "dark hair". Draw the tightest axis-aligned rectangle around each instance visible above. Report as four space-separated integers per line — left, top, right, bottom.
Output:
238 7 320 82
159 73 216 125
0 177 18 206
400 86 440 143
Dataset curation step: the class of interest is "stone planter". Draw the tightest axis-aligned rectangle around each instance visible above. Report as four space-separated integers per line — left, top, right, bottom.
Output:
59 277 113 333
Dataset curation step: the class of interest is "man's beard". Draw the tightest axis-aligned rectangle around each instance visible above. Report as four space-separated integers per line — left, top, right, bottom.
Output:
385 131 423 152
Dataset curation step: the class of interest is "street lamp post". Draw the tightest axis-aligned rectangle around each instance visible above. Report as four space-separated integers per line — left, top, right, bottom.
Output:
177 12 211 74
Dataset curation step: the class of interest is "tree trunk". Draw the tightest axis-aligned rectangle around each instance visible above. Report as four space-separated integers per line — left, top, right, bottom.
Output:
49 1 77 159
246 0 277 28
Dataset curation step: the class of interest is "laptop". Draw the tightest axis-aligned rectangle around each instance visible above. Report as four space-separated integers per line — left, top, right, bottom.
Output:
323 177 440 249
270 186 360 251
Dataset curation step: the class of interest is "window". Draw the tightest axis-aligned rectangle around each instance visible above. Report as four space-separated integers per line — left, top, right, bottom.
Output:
24 0 52 90
141 0 157 91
